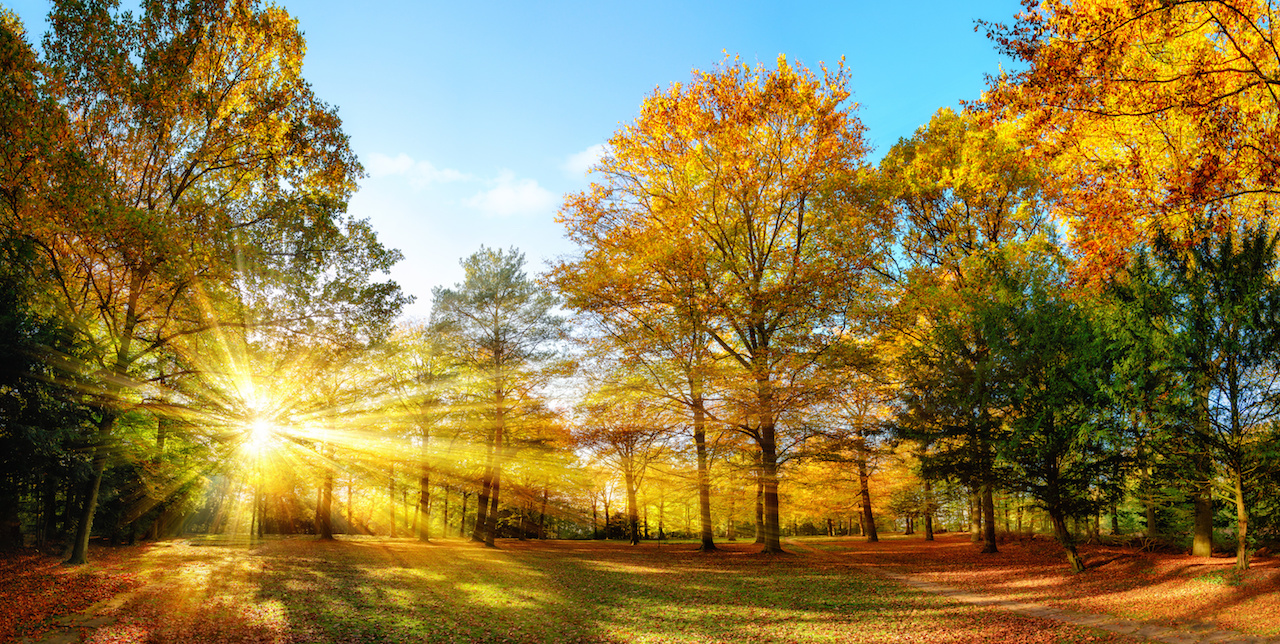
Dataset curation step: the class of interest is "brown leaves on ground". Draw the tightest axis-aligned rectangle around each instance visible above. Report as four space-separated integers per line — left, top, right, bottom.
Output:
0 544 142 642
0 536 1160 644
826 533 1280 637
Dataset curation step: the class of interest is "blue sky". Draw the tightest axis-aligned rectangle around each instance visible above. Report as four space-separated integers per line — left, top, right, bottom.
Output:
6 0 1023 319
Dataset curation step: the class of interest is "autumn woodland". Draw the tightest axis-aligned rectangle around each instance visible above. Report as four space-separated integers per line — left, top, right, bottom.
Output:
4 0 1280 642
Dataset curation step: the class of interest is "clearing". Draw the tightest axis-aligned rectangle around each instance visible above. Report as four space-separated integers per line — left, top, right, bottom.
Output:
3 534 1276 643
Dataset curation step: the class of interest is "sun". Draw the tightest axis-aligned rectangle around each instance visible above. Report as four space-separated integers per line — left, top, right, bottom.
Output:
245 418 277 453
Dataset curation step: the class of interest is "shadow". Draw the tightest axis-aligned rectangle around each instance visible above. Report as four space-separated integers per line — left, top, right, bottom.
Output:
804 532 1280 638
48 535 1152 644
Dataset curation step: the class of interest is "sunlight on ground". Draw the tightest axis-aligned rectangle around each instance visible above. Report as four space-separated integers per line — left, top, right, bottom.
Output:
54 539 1164 644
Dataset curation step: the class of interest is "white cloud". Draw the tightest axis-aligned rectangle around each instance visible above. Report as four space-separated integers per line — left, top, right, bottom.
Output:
465 170 558 217
562 143 607 178
366 152 470 187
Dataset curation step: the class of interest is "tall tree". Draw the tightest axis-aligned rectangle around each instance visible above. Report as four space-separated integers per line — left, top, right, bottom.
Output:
881 107 1052 554
552 234 724 551
987 0 1280 275
987 2 1280 554
988 250 1118 573
1123 224 1280 569
558 54 887 553
30 0 403 564
575 381 673 546
432 247 565 547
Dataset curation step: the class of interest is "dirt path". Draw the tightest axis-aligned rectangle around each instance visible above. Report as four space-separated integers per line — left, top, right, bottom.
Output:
784 539 1279 644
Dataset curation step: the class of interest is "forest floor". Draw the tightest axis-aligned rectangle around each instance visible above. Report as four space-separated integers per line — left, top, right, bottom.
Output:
1 533 1276 644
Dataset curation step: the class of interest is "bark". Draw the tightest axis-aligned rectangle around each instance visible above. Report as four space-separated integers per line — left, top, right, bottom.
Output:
1050 509 1086 573
419 428 431 542
473 473 491 542
753 464 765 544
1234 471 1249 571
923 478 935 541
1144 492 1158 538
441 485 450 539
857 452 878 542
388 465 396 537
691 387 716 551
603 497 611 539
1192 384 1214 557
539 483 548 539
625 466 640 546
483 387 507 548
41 471 58 546
66 412 116 564
754 373 783 553
981 483 998 553
459 490 470 538
67 273 144 565
485 467 501 547
1192 479 1214 557
970 490 981 542
418 468 431 542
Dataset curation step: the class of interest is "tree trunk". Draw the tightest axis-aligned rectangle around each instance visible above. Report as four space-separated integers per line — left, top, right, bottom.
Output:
755 374 784 553
970 490 981 542
484 389 507 548
753 463 765 544
1192 384 1214 557
1192 479 1214 557
625 466 640 546
981 483 998 553
692 388 716 551
419 427 431 542
923 479 935 541
539 483 548 539
1234 470 1249 571
418 469 431 542
485 467 501 547
459 490 470 538
726 491 737 541
388 465 396 537
1049 509 1085 573
66 413 116 564
603 497 611 539
473 473 491 542
858 452 878 543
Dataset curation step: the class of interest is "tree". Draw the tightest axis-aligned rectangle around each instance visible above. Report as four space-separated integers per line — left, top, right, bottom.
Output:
881 107 1052 554
24 0 405 563
558 54 887 553
1116 224 1280 569
986 0 1280 275
985 0 1280 555
575 381 673 545
895 260 1015 554
552 232 724 551
432 247 565 547
378 322 454 542
989 251 1118 573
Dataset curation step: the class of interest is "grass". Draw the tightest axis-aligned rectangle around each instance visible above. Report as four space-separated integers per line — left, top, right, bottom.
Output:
11 536 1148 644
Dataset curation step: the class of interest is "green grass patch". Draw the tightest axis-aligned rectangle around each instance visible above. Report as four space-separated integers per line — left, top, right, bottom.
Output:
78 537 1143 644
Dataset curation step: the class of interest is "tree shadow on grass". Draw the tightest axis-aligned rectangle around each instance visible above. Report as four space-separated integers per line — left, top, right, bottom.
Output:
74 536 1150 644
816 533 1280 636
